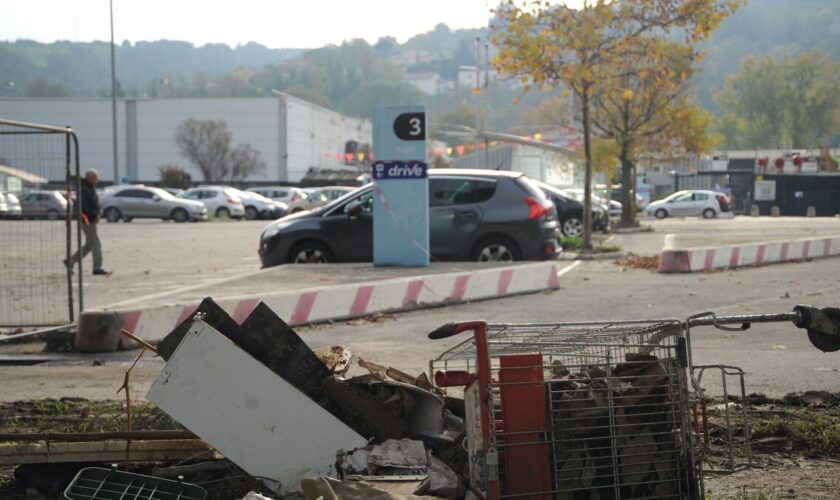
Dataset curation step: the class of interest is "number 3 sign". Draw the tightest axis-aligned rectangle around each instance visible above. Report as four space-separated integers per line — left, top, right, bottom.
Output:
392 112 426 141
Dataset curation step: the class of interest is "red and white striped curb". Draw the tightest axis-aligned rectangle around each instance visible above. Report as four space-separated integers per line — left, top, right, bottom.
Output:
658 235 840 273
77 261 564 349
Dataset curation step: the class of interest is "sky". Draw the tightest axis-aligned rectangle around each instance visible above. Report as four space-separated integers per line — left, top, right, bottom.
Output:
1 0 506 48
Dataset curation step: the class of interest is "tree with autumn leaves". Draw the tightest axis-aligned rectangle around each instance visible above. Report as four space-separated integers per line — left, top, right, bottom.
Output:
492 0 741 249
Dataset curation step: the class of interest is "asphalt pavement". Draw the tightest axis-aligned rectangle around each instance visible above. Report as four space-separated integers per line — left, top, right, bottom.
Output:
2 215 840 401
298 256 840 398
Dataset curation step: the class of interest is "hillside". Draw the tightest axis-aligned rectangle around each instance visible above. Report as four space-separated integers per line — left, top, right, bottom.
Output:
1 0 838 123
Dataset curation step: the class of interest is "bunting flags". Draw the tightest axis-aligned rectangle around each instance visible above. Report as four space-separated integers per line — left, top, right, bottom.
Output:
318 130 555 165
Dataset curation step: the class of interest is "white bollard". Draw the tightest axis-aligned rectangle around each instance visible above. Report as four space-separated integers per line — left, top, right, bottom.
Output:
806 206 816 217
750 204 760 217
771 206 780 217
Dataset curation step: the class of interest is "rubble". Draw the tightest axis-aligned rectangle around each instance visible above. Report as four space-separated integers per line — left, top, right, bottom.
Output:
146 298 464 495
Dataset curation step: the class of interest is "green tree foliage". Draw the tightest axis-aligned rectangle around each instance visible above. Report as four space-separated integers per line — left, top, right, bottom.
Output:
716 50 840 149
24 78 69 97
697 0 840 110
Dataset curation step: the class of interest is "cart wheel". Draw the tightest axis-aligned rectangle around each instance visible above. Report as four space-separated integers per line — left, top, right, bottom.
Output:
794 306 840 353
807 330 840 353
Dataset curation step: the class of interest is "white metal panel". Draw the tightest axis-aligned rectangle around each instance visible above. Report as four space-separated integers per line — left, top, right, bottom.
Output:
146 321 367 493
280 94 371 182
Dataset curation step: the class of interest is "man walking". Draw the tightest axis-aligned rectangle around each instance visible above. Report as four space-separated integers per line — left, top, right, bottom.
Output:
66 169 111 276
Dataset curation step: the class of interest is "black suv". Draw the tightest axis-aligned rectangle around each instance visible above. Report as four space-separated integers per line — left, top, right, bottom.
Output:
534 181 610 237
259 169 561 266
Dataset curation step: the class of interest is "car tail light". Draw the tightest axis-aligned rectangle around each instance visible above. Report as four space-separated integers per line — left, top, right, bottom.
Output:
226 197 236 203
290 195 297 203
524 196 552 219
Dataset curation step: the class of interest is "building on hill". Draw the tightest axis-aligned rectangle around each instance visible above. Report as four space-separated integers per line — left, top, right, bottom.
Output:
0 93 371 184
403 72 454 95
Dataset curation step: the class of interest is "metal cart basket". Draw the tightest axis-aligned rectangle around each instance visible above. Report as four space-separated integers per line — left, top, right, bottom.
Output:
428 306 840 500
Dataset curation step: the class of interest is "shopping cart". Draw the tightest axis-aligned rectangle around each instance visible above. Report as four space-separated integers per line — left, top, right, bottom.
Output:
428 305 840 500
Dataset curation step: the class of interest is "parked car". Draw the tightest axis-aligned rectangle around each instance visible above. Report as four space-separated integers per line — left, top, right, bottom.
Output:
246 186 307 210
2 193 22 219
100 185 207 222
599 185 644 210
296 186 356 212
259 169 561 267
558 188 613 218
179 186 246 219
18 190 67 220
234 189 285 220
0 193 7 218
714 192 732 213
533 181 610 237
645 190 722 219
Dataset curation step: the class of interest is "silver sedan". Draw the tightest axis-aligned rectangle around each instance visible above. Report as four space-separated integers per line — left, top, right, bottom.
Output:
100 185 208 223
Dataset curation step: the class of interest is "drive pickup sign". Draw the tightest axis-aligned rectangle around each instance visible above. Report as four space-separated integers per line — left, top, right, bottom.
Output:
372 161 428 179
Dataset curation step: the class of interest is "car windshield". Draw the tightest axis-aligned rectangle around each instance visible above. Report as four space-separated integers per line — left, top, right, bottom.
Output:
249 192 271 203
223 188 241 201
150 188 176 200
533 180 569 200
320 184 369 213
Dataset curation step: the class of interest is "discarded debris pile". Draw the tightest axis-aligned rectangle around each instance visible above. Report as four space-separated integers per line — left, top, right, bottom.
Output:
146 298 468 497
547 355 690 498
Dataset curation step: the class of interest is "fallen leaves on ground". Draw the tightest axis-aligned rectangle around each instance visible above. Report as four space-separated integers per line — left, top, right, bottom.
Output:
615 254 660 271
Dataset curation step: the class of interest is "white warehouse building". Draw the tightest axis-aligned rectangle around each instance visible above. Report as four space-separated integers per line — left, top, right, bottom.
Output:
0 93 372 183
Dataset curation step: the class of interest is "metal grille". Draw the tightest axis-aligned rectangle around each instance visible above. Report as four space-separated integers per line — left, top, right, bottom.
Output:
64 466 206 500
432 320 698 499
0 119 81 326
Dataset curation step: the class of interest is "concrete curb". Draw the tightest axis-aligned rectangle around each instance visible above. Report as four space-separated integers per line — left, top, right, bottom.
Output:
613 226 654 234
75 261 564 351
657 235 840 273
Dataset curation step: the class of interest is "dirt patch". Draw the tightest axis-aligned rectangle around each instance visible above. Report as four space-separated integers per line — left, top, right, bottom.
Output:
701 393 840 498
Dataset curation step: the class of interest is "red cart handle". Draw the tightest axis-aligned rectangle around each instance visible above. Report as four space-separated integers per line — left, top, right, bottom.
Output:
428 320 489 340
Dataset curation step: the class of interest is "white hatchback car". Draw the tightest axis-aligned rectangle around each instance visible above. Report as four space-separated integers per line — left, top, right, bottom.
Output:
179 186 246 219
645 190 722 219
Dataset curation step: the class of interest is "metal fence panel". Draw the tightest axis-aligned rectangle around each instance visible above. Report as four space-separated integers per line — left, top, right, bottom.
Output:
0 119 80 327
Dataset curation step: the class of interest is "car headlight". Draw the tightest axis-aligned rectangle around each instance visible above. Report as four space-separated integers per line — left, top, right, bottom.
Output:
262 221 292 240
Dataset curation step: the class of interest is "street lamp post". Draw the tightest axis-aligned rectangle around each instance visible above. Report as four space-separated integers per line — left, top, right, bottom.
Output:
109 0 119 184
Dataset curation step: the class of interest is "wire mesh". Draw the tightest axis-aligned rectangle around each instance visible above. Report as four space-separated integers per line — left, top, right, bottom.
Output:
64 466 206 500
432 321 699 499
0 120 78 326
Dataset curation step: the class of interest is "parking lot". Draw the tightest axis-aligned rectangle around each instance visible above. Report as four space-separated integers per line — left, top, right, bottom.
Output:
2 215 840 401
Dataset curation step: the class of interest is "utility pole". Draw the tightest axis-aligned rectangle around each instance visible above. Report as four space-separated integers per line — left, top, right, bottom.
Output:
484 39 490 168
110 0 119 184
474 36 481 169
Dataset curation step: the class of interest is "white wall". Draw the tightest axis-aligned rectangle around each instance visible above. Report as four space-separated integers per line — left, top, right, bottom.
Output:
136 98 280 182
513 144 577 188
281 93 371 182
0 98 127 182
2 97 371 183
